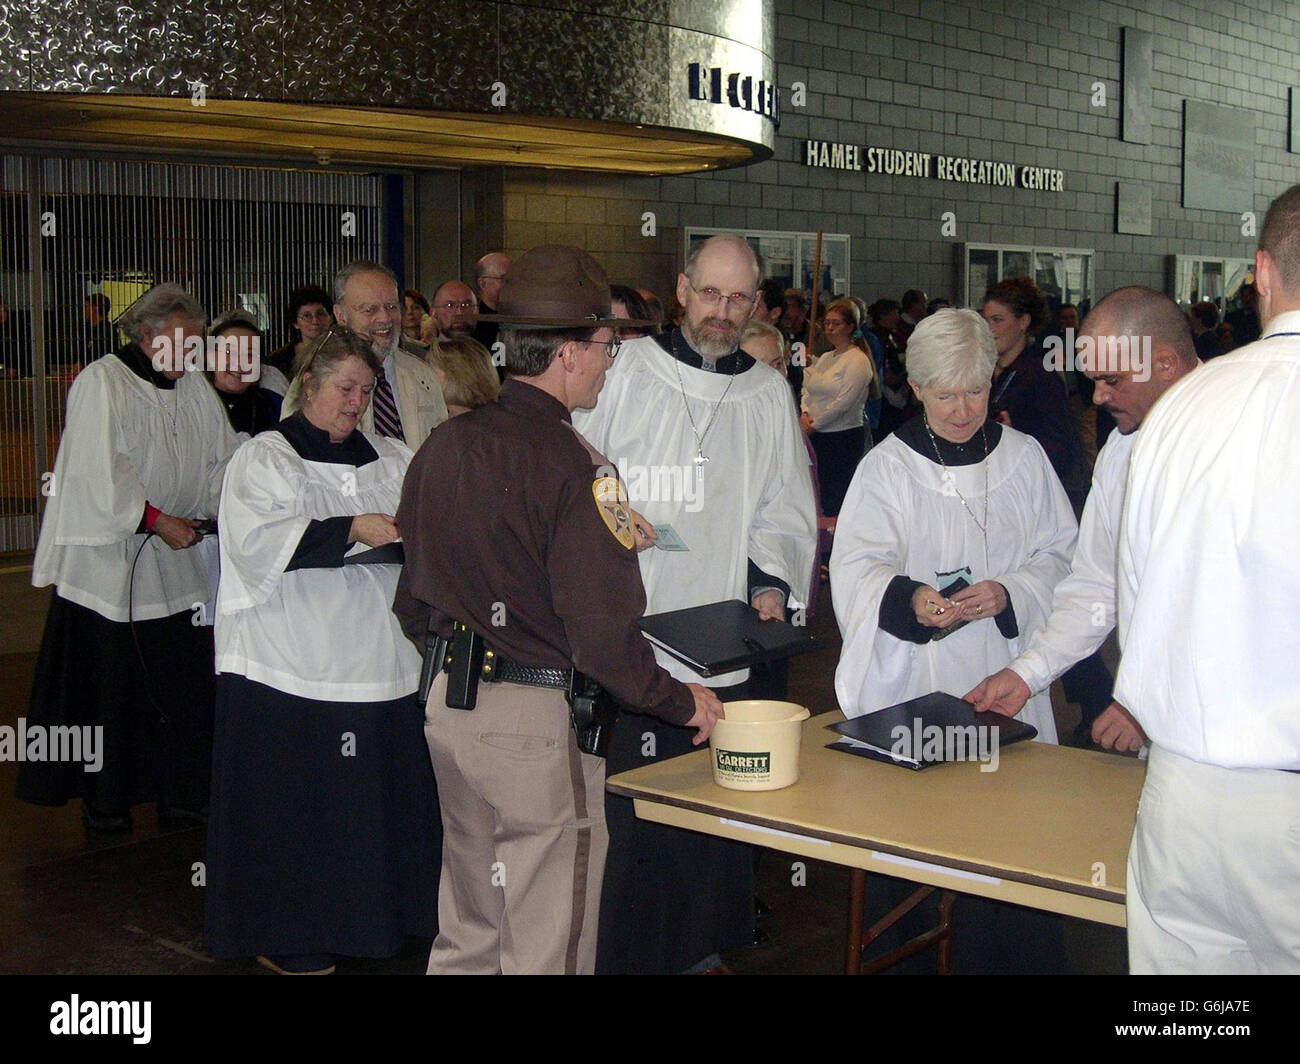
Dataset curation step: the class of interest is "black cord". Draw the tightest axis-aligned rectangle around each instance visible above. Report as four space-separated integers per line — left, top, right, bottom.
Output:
127 530 171 726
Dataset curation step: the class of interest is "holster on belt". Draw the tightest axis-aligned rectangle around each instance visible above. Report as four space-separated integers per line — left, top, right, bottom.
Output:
445 622 485 710
567 671 619 758
417 615 449 708
433 619 619 754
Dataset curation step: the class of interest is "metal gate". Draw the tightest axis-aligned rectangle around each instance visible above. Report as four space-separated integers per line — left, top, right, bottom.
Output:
0 154 385 553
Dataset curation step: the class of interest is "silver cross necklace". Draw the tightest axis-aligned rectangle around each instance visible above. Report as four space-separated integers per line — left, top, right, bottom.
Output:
923 418 991 571
672 331 738 481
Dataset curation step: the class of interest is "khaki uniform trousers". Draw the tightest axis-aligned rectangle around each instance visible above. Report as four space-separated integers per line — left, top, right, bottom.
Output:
424 671 607 974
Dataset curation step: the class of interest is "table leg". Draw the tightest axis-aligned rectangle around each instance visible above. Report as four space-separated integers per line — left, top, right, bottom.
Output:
845 869 866 975
846 872 959 975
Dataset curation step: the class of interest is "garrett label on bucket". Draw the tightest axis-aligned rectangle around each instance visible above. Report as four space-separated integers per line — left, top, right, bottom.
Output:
716 749 772 777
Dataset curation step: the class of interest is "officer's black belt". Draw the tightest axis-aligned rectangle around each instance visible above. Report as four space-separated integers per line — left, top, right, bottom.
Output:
428 620 618 756
434 620 581 710
445 624 573 689
485 657 572 689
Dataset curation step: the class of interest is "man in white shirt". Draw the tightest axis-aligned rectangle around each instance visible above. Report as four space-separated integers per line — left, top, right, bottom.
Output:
965 287 1199 751
1112 187 1300 973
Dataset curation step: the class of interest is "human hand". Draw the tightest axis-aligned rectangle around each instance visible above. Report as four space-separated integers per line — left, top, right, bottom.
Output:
948 580 1008 620
994 410 1011 426
911 585 968 629
154 513 202 550
1091 701 1147 752
963 667 1031 717
799 412 814 433
751 588 785 621
685 684 725 745
349 513 399 547
631 509 657 553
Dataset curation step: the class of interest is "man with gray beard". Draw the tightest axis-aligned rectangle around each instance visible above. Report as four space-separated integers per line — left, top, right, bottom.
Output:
573 233 816 974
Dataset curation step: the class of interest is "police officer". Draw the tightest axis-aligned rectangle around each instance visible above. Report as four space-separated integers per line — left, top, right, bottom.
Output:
394 245 723 975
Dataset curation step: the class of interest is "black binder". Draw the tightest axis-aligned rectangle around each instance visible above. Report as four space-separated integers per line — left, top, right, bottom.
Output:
827 691 1038 770
636 599 822 678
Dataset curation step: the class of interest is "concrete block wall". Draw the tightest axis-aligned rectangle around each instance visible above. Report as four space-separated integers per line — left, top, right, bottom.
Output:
498 0 1300 309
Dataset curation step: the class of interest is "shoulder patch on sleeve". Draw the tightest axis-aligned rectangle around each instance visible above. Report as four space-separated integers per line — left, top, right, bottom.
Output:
592 475 635 550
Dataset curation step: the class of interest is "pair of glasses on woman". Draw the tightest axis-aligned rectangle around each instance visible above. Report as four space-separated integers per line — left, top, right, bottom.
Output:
303 325 338 371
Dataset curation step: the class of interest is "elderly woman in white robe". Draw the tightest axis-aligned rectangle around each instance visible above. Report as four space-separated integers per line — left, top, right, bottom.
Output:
18 283 237 832
204 326 439 976
831 308 1076 743
829 308 1077 973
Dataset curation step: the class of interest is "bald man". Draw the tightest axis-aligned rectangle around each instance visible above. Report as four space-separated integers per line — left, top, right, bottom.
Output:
965 286 1199 751
472 251 510 352
1110 186 1300 972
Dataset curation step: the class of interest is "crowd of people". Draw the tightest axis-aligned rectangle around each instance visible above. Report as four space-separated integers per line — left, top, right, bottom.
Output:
12 183 1300 975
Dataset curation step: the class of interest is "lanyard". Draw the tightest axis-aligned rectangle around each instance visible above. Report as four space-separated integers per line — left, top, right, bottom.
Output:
991 369 1017 406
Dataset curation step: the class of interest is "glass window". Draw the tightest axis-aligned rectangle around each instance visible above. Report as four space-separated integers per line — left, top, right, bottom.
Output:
1003 249 1031 280
1169 255 1253 314
962 243 1094 318
966 248 998 308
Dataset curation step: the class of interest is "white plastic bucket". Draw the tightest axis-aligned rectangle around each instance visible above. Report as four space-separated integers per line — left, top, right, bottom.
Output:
709 700 812 791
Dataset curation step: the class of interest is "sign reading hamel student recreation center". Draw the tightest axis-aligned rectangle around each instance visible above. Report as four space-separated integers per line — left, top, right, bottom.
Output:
802 140 1065 192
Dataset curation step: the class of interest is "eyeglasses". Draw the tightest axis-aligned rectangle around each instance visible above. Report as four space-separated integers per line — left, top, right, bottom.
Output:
297 308 332 323
687 281 757 310
301 325 338 375
586 337 622 360
437 301 476 312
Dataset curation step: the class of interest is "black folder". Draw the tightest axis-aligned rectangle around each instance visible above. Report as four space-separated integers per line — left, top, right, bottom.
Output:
636 599 822 677
827 691 1038 770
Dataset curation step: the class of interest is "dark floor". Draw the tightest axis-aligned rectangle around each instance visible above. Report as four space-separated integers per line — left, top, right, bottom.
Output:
0 525 1130 975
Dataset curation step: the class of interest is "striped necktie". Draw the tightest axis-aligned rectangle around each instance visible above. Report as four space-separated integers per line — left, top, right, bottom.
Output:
372 366 405 441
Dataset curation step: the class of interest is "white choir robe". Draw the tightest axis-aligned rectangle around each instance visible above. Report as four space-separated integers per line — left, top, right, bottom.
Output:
32 354 237 621
573 337 817 688
1115 325 1300 770
831 428 1076 742
215 429 421 703
1011 427 1135 693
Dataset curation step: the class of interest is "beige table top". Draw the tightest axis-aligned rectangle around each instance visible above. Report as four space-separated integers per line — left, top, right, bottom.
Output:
607 711 1146 926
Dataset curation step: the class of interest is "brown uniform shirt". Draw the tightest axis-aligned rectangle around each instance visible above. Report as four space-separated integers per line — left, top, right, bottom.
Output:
394 378 694 725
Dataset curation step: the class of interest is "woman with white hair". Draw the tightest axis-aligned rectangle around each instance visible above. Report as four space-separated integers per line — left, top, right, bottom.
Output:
18 283 239 831
831 308 1076 743
829 307 1078 973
